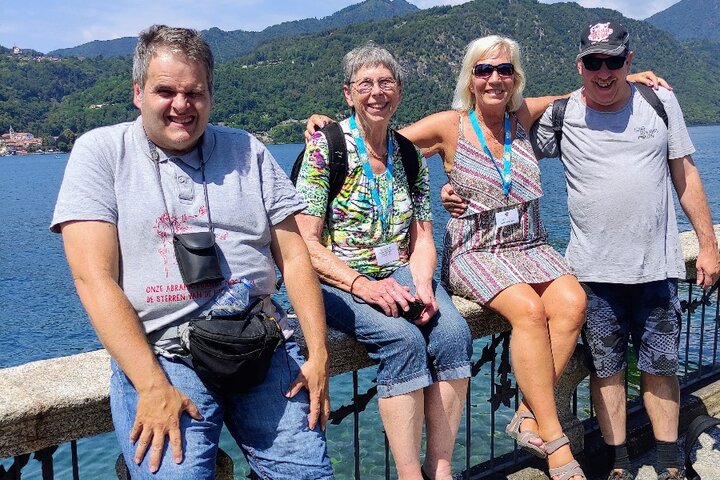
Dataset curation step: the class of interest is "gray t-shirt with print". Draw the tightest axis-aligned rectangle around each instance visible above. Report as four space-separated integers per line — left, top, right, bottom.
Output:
531 85 695 283
51 117 306 333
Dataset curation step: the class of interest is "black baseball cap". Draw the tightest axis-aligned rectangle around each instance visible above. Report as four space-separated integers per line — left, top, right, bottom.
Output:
577 20 630 61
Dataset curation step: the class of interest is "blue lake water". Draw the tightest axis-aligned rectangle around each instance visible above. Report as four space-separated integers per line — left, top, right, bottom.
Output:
1 125 718 478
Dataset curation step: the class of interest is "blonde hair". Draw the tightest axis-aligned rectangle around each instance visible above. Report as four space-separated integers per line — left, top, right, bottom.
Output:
451 35 526 112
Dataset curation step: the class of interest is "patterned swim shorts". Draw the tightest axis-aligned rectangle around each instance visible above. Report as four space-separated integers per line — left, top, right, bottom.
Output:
581 279 682 378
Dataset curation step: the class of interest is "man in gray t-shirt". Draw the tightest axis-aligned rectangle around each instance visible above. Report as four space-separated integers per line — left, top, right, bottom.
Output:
530 21 719 480
50 25 333 480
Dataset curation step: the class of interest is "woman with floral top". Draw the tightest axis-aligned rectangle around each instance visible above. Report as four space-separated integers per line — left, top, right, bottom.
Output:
294 43 472 480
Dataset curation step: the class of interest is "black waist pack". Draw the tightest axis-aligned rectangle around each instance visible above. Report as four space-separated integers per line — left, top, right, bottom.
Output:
173 231 224 285
187 310 284 394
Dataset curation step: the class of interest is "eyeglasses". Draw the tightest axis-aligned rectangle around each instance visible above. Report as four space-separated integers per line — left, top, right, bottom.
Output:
472 63 514 78
350 77 398 94
581 55 627 71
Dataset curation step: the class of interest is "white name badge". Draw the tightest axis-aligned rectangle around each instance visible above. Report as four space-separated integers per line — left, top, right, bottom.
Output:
495 208 519 228
374 243 400 266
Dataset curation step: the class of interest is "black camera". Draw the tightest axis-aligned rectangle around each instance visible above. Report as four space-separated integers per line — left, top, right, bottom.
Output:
400 300 425 321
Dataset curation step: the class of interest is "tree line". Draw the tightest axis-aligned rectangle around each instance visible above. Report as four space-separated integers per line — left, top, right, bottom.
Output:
2 0 719 148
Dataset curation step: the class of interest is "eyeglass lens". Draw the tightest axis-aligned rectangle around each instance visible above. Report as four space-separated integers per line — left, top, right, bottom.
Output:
472 63 515 78
352 78 397 93
582 56 626 71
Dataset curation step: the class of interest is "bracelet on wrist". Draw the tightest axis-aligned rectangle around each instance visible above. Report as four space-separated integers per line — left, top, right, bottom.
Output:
350 274 370 304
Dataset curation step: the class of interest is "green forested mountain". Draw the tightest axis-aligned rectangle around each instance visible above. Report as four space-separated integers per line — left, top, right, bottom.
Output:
47 0 419 62
50 37 138 58
646 0 720 41
0 55 133 138
211 0 720 140
2 0 720 145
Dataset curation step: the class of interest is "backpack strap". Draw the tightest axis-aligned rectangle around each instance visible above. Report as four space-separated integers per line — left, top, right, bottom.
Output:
684 414 720 479
634 83 669 128
551 98 569 157
393 129 420 193
293 124 419 205
290 122 348 214
323 122 349 208
547 86 667 158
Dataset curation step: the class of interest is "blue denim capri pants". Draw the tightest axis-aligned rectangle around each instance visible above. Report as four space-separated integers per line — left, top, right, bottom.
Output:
321 265 473 398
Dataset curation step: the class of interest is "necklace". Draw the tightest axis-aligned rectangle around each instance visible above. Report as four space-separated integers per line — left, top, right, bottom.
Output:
355 121 388 158
365 143 388 158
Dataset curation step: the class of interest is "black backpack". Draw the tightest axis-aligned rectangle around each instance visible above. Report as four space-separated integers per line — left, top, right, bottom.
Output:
551 83 669 155
290 122 420 214
684 414 720 480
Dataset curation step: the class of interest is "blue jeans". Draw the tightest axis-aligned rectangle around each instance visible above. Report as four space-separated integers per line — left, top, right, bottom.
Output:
322 265 472 398
110 340 334 480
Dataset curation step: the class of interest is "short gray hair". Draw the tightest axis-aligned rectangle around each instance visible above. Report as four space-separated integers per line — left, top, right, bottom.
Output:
451 35 526 112
343 42 404 90
133 25 215 95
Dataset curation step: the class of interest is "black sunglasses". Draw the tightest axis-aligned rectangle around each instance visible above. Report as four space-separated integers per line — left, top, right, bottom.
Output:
472 63 514 78
581 55 627 71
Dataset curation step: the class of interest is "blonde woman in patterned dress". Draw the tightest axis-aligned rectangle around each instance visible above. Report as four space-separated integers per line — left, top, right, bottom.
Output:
400 36 587 480
294 43 472 480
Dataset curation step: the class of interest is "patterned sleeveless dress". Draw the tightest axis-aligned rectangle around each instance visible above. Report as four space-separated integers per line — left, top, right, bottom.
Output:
441 114 572 303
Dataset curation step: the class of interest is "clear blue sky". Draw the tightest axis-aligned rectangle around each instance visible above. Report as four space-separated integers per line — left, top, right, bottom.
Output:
0 0 679 53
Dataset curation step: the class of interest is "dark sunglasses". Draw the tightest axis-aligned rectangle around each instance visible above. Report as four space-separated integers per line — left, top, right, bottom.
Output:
581 55 627 71
472 63 514 78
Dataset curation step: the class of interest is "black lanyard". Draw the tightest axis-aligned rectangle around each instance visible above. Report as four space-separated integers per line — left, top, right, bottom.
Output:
147 138 213 234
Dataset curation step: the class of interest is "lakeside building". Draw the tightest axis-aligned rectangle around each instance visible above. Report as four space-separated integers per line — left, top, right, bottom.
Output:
0 127 43 153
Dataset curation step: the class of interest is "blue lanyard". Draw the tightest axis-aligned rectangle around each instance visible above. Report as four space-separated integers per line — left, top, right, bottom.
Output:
348 115 394 232
469 110 512 196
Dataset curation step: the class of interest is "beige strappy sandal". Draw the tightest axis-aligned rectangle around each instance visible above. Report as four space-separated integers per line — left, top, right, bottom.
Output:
505 409 547 458
545 434 586 480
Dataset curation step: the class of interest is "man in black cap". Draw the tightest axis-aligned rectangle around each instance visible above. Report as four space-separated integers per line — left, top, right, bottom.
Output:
528 19 719 480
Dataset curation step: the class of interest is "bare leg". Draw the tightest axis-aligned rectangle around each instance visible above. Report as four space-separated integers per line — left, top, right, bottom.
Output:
378 391 425 480
642 373 680 442
537 275 587 382
517 276 586 435
488 284 581 478
591 372 627 445
591 372 628 476
422 379 468 480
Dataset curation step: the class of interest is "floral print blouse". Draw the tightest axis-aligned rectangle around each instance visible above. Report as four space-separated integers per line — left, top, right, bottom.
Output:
295 118 432 278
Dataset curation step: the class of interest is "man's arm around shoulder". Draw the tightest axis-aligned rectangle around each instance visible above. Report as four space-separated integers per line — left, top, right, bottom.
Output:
270 215 330 431
59 220 201 472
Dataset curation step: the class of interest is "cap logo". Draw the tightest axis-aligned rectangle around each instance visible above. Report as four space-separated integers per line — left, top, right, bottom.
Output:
588 23 613 43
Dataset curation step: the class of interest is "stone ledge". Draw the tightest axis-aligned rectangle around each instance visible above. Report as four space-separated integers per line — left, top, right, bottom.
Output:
0 349 113 457
678 225 720 279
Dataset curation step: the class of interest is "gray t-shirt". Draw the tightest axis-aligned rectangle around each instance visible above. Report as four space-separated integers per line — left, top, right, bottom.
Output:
51 117 306 333
531 85 695 283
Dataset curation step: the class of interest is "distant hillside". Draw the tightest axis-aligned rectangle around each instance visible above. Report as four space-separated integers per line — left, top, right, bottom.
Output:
210 0 720 140
4 0 720 143
0 54 133 138
50 37 138 58
646 0 720 41
48 0 419 61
